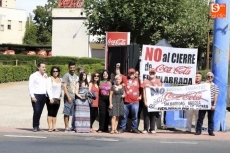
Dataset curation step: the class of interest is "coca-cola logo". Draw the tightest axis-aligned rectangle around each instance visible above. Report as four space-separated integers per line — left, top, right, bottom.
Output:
163 91 206 101
154 64 192 75
173 66 192 75
107 38 126 46
155 64 173 73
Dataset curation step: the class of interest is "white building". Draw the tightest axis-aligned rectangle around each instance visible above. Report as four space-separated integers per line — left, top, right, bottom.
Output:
52 8 104 58
0 0 16 8
0 7 26 44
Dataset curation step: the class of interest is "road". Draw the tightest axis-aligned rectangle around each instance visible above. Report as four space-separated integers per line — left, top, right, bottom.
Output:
0 132 229 153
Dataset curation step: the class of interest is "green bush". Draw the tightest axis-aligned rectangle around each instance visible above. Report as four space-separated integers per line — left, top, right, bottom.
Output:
199 69 210 81
0 65 32 83
0 54 105 66
0 64 104 83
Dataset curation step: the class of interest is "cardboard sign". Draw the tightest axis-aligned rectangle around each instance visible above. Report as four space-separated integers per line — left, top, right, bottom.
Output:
140 45 198 85
145 84 212 112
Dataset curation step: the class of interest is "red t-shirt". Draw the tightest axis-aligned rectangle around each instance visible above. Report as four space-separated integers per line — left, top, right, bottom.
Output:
141 79 162 88
91 84 99 107
122 75 140 103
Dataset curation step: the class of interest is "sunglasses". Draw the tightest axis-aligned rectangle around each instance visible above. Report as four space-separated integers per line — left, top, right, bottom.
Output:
207 76 213 78
53 71 59 72
94 75 99 77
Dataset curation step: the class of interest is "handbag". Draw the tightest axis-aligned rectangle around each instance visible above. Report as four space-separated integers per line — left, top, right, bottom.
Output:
53 98 60 105
87 98 94 107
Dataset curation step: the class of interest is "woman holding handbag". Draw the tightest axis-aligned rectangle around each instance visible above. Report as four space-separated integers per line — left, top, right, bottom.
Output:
74 72 91 133
46 66 62 132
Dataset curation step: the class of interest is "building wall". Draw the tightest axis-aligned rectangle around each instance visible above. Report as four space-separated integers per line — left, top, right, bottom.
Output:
1 0 16 8
0 7 26 44
52 8 89 57
91 49 105 59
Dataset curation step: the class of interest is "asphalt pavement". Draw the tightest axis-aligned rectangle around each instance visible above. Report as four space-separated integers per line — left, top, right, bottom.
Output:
0 133 229 153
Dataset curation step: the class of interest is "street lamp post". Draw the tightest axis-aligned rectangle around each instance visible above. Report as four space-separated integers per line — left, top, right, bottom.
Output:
206 0 214 70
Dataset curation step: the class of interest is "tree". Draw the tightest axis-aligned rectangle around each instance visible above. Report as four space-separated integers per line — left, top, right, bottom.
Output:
84 0 209 48
33 0 58 45
23 21 37 45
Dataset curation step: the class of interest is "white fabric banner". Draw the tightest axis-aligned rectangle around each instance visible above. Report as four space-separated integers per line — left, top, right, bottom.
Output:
140 45 198 85
145 84 212 112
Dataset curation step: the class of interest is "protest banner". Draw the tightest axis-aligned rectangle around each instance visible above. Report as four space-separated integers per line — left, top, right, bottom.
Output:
140 45 198 85
145 84 212 112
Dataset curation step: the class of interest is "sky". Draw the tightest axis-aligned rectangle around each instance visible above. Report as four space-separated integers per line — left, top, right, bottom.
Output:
17 0 47 16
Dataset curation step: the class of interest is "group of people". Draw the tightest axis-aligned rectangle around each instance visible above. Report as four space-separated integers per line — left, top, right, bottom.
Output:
28 61 219 136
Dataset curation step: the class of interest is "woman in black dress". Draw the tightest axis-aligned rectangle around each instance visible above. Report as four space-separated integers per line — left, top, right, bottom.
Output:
109 75 125 134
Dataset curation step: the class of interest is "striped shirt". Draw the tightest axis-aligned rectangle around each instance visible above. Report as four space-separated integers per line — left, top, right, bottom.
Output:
210 83 219 102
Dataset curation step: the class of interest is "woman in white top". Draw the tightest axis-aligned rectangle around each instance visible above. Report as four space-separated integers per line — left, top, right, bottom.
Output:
46 66 62 132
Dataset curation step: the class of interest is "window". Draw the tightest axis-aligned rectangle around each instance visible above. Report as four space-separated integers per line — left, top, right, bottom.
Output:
19 21 22 31
0 25 4 31
7 20 11 30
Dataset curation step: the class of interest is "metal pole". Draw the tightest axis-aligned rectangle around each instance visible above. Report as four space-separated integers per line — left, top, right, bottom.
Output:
206 0 214 69
212 0 229 131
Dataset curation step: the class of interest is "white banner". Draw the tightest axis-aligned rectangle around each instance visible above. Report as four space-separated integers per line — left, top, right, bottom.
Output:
146 84 212 112
140 45 198 85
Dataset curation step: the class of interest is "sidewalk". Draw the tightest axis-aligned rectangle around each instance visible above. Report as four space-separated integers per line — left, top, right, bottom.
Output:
0 81 230 141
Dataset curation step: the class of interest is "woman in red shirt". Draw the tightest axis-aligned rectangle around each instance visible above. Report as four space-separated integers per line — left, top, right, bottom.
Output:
89 72 100 132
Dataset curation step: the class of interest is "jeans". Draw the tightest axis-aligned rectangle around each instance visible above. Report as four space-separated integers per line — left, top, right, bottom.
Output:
120 102 139 130
196 110 214 134
32 94 46 128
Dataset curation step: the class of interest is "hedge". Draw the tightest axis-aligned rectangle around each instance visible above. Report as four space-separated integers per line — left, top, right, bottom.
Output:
0 64 104 83
0 54 105 66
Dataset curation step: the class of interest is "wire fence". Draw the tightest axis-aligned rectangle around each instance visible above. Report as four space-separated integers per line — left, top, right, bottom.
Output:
0 60 36 66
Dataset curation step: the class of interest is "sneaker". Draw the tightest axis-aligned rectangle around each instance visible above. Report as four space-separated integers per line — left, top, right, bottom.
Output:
150 130 156 134
33 127 37 132
184 131 191 133
195 132 201 135
142 130 148 134
118 129 125 133
132 129 140 134
209 133 215 136
65 128 72 132
37 128 44 132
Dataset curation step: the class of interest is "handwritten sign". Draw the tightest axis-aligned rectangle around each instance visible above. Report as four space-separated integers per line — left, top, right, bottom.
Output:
140 45 198 85
145 84 211 112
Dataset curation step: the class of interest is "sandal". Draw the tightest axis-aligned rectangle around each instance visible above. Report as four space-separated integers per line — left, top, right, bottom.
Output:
110 130 115 134
114 130 119 134
53 129 59 132
90 129 95 133
48 129 53 132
